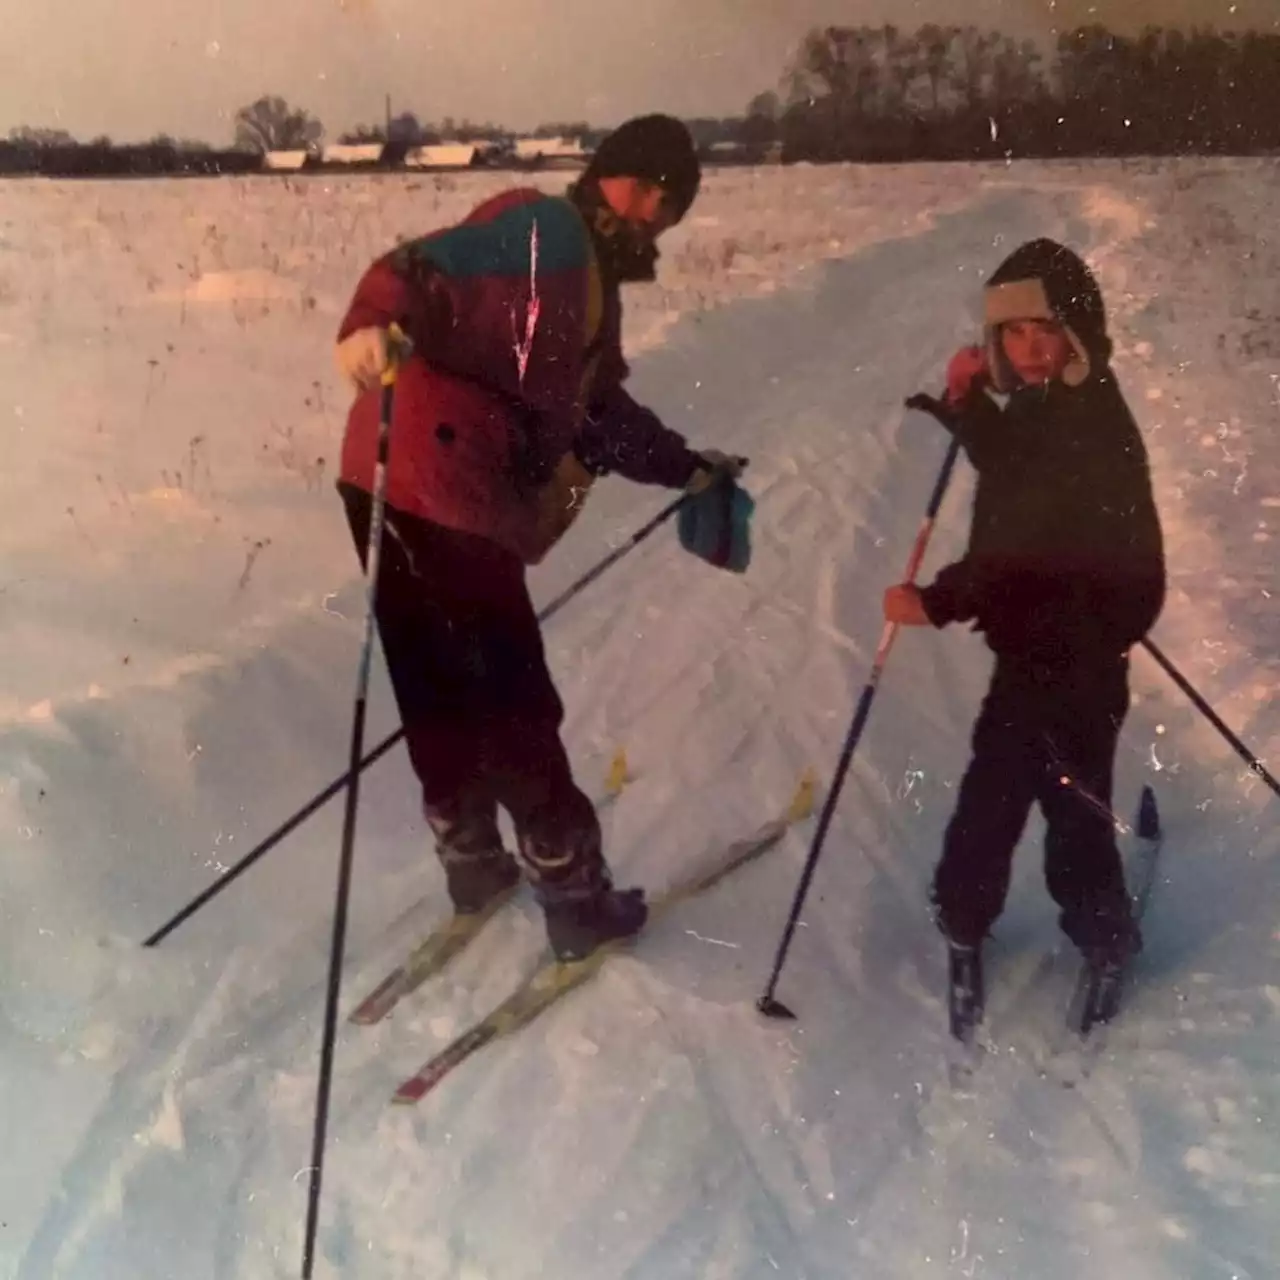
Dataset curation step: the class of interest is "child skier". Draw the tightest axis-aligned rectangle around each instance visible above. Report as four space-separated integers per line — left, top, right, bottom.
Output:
331 114 747 962
884 237 1166 978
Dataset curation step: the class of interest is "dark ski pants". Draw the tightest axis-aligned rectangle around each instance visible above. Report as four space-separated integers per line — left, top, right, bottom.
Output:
932 655 1138 956
338 481 606 904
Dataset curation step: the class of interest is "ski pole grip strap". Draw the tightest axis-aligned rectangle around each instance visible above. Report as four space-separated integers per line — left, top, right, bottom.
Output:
381 322 414 385
904 391 956 430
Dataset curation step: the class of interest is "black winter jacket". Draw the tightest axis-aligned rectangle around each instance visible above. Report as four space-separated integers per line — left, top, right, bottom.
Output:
920 376 1166 670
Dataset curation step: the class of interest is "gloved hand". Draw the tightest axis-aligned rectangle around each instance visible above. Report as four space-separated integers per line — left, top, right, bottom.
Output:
686 449 748 494
883 583 930 626
336 326 410 392
945 345 990 406
678 451 753 573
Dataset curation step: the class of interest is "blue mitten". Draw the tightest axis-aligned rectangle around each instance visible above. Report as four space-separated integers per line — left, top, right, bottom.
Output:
678 465 754 573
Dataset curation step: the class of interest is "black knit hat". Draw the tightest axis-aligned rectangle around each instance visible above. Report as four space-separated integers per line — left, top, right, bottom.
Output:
983 238 1112 390
583 114 701 222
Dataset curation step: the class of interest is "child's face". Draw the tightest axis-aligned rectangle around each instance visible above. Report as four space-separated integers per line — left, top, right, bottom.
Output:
999 318 1073 387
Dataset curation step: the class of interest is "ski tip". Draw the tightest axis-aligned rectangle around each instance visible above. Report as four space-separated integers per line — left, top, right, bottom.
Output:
348 982 399 1026
604 746 631 797
756 995 798 1021
1137 784 1160 840
786 769 819 823
391 1081 427 1106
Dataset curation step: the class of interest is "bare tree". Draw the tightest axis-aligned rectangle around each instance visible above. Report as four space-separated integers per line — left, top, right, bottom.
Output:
989 35 1044 112
387 112 431 143
8 125 76 146
338 124 386 144
740 91 781 149
949 26 998 111
799 27 883 117
881 24 923 114
532 120 591 139
759 18 1280 161
915 24 955 114
234 96 322 153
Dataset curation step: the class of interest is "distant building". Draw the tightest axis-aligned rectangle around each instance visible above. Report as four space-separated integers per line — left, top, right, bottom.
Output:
705 140 749 163
320 142 385 167
402 143 480 170
263 149 311 171
260 134 589 177
511 136 589 166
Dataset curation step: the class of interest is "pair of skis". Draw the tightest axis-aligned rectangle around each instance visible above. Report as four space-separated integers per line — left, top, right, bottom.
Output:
350 773 1155 1103
948 784 1164 1065
348 767 819 1106
346 747 634 1030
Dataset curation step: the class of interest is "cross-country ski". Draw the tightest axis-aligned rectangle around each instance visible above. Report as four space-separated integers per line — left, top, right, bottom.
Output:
1068 784 1165 1039
393 772 817 1104
347 753 634 1026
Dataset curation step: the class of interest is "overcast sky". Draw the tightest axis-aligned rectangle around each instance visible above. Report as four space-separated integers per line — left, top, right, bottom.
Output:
2 0 1274 145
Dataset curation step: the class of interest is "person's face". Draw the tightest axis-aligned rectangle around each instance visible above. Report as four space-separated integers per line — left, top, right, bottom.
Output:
598 176 676 239
999 317 1073 386
593 175 678 282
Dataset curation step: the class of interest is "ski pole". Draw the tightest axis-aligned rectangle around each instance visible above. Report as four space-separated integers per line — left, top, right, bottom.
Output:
1138 637 1278 799
536 490 689 618
302 325 409 1278
143 489 691 947
757 400 963 1020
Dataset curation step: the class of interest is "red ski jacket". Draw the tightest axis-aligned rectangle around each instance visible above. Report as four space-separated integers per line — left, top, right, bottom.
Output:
337 187 700 563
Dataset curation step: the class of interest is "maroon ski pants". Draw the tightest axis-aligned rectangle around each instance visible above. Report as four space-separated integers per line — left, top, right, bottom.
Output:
338 481 606 899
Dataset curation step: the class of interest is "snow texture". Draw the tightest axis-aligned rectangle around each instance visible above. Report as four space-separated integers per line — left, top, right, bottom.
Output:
1 158 1277 1279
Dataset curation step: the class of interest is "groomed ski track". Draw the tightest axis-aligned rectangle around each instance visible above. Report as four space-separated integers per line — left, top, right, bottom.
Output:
3 165 1278 1280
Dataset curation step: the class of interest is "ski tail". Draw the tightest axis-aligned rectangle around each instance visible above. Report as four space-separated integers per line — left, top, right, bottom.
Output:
348 887 517 1025
1071 784 1164 1037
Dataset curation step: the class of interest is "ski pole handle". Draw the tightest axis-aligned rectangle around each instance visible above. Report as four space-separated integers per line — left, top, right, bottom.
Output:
381 322 413 385
872 413 963 666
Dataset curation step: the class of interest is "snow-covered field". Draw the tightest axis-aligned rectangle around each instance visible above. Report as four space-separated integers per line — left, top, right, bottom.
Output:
1 157 1276 1279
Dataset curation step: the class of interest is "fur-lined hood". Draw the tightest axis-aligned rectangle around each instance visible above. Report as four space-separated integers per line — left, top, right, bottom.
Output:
983 239 1113 392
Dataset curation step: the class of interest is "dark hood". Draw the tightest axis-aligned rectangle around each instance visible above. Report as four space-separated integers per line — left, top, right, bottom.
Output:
982 238 1113 392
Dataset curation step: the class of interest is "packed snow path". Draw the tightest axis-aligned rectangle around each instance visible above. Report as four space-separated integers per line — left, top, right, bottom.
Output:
1 162 1277 1279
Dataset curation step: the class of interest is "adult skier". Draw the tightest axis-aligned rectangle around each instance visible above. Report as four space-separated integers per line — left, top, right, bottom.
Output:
333 114 745 961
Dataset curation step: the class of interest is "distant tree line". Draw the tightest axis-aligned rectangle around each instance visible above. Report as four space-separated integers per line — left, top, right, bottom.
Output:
749 22 1280 162
4 26 1278 179
0 127 260 177
0 97 605 177
338 114 521 146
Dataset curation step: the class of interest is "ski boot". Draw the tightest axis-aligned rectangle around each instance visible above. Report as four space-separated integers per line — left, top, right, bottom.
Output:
428 804 523 916
540 884 649 963
442 851 522 916
1077 922 1142 1032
